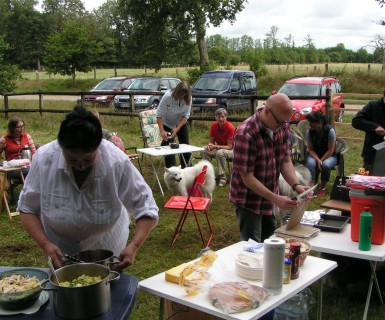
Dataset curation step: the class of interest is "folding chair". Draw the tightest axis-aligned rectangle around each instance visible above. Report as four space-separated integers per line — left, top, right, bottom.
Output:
138 109 163 148
125 147 142 174
164 166 213 247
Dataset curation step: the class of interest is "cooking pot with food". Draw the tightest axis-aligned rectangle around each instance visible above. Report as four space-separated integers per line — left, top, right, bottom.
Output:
70 249 120 269
45 263 119 319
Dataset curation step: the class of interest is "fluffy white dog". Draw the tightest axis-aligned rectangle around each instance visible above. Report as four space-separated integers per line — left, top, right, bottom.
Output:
163 160 216 200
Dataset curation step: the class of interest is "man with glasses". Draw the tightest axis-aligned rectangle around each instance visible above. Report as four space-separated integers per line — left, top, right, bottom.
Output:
352 89 385 173
229 93 308 243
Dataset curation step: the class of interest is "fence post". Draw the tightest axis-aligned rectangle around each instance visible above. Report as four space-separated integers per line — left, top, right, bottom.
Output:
4 95 9 119
38 92 43 117
326 88 334 126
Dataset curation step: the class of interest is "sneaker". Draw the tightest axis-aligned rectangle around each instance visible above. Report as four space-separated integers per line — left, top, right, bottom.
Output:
218 178 227 187
316 188 326 197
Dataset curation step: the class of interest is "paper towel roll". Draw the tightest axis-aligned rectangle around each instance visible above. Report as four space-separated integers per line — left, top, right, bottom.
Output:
262 238 285 295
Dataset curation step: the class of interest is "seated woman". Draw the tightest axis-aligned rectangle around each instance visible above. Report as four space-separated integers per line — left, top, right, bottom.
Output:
0 116 36 181
305 111 337 197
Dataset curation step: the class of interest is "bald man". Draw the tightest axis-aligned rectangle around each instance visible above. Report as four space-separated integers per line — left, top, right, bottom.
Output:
229 93 308 242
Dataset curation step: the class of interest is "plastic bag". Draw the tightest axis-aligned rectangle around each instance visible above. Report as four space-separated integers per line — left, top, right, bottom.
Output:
208 281 270 314
178 250 218 296
273 288 315 320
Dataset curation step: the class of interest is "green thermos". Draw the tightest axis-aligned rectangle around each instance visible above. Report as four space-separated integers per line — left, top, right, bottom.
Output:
359 206 372 251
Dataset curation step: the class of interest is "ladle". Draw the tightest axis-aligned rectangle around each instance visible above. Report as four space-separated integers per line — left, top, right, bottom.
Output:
48 256 60 284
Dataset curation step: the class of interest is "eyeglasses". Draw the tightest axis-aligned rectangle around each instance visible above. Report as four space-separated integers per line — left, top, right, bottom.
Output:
267 107 288 126
15 125 25 129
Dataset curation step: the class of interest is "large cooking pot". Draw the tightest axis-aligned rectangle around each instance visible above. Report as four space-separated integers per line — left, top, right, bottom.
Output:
45 263 119 319
70 249 120 268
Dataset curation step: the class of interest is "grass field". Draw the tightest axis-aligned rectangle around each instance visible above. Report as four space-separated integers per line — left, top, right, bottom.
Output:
0 80 382 319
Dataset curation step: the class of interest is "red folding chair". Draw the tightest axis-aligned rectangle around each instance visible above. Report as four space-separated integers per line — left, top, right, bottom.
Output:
164 166 213 247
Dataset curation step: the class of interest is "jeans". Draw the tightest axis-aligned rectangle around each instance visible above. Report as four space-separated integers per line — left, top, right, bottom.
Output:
161 124 191 168
306 155 337 184
235 205 277 243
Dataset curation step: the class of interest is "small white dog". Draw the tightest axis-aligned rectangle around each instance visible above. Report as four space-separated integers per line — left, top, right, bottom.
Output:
164 160 216 200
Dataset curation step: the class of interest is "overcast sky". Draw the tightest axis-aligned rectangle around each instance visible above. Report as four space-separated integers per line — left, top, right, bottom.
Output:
83 0 385 52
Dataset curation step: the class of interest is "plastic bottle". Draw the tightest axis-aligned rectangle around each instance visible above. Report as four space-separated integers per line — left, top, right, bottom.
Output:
289 242 301 280
359 206 372 251
283 258 292 284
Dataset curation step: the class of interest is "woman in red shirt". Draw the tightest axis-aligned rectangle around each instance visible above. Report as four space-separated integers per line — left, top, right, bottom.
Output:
0 116 36 181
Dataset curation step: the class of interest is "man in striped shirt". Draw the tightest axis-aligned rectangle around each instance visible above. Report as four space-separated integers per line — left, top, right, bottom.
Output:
229 93 308 243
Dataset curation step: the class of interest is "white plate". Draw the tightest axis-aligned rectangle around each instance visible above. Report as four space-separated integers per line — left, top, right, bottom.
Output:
0 291 49 315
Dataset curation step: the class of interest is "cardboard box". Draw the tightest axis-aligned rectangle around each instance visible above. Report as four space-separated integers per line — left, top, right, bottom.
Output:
164 299 222 320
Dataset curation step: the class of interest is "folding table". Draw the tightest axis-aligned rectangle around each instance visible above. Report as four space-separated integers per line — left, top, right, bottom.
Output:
309 224 385 320
0 166 25 218
139 241 337 320
137 144 204 196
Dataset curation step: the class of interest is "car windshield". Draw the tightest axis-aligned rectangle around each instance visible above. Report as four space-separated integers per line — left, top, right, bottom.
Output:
128 79 159 91
193 76 230 91
278 83 320 97
94 79 122 90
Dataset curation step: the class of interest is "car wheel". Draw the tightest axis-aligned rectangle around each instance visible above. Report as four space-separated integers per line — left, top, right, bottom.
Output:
335 104 345 122
109 99 115 108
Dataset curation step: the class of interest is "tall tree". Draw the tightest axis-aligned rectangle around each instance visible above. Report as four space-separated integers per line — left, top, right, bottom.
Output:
44 20 100 83
123 0 246 70
0 36 20 92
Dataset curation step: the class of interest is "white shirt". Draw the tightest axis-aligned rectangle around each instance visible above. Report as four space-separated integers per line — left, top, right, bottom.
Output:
17 140 159 256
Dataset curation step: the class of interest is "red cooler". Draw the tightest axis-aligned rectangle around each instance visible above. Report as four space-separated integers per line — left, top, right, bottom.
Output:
349 188 385 244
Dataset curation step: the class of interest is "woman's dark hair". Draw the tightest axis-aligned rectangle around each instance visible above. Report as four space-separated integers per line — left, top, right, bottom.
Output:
8 116 24 136
58 105 103 152
305 111 327 126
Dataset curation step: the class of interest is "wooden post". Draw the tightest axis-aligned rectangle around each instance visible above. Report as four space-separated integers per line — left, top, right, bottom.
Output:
326 88 334 127
4 95 9 119
325 63 329 73
38 92 43 117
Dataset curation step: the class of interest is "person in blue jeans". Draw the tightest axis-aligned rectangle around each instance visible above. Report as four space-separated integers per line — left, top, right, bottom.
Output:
305 111 337 197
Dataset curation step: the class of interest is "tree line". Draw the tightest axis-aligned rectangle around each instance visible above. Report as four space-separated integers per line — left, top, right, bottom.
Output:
0 0 384 92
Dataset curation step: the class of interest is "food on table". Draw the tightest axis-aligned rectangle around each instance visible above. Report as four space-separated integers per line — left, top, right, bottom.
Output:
0 274 40 293
165 263 188 284
208 281 270 314
59 274 102 287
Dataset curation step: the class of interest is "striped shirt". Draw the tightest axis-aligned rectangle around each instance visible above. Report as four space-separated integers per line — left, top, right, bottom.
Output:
17 140 159 256
229 110 291 215
0 133 36 160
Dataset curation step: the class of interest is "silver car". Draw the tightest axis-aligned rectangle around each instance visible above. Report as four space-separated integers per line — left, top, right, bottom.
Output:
113 76 181 111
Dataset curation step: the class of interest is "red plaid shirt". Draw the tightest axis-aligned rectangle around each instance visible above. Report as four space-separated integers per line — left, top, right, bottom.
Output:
229 110 291 215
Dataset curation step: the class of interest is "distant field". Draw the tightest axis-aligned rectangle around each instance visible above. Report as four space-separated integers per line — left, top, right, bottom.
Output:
20 63 385 81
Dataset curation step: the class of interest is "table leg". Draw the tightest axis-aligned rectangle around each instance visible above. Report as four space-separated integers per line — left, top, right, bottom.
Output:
363 261 383 320
159 297 164 320
148 156 164 196
317 277 324 320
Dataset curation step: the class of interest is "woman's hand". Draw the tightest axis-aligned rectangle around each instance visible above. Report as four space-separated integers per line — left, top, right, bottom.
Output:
42 242 64 269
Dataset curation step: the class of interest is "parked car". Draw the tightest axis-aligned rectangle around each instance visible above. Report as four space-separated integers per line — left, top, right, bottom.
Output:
113 76 181 111
79 76 141 107
192 70 257 112
273 76 345 122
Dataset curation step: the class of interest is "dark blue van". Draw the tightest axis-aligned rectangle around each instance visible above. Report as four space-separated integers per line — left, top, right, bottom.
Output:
192 70 257 112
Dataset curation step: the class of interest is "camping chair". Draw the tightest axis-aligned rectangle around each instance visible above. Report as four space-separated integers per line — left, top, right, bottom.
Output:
164 165 213 247
138 109 162 148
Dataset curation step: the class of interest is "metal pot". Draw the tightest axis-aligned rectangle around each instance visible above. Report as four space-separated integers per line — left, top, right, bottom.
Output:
45 263 119 319
71 249 120 268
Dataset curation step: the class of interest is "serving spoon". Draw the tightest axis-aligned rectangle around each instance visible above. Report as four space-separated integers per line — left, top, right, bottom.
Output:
48 257 59 284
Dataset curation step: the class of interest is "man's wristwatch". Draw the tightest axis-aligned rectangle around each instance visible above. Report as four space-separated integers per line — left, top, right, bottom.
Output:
292 183 301 191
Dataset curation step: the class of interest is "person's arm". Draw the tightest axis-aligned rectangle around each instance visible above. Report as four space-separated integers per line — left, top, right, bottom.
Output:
352 102 382 133
27 133 36 155
114 216 156 271
156 117 168 140
240 165 301 211
20 212 64 268
172 116 188 136
320 129 336 162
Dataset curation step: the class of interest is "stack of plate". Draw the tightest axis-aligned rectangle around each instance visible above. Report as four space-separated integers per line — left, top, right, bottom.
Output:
235 251 263 281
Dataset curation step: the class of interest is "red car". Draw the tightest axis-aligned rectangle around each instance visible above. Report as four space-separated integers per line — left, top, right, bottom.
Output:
80 76 141 107
274 76 345 122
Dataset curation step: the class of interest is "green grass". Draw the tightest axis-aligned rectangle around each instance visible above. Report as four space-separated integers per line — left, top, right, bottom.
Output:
0 85 382 319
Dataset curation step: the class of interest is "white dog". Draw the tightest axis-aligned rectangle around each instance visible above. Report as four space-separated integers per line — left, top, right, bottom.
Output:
164 160 216 200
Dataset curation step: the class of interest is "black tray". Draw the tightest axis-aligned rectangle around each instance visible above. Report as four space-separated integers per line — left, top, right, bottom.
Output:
314 214 350 232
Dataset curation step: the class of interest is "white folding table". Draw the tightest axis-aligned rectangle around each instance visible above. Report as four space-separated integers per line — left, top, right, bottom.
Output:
137 144 204 196
139 241 337 320
309 224 385 320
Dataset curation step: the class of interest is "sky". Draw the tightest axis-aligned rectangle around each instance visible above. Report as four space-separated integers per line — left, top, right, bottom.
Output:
83 0 385 52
